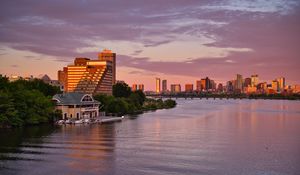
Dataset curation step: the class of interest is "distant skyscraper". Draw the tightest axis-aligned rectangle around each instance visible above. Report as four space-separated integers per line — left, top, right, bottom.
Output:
138 84 144 92
210 79 216 90
217 83 223 92
226 81 234 93
251 74 259 87
162 80 167 92
201 77 211 91
205 77 211 90
244 78 251 87
156 78 161 93
276 77 285 92
185 84 193 92
132 84 138 91
196 80 201 92
272 80 279 92
236 74 243 91
170 84 181 93
201 79 206 91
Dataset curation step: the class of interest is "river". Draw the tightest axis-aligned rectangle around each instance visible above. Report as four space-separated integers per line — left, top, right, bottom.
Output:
0 99 300 175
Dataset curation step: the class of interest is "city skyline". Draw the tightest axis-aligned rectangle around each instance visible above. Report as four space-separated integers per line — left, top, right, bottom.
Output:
1 0 300 91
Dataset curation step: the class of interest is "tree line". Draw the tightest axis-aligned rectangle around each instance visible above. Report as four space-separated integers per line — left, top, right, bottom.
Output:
94 83 177 116
0 75 61 128
0 75 177 127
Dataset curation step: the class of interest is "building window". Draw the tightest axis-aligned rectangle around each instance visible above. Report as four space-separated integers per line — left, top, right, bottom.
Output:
64 113 67 119
70 114 72 118
81 95 93 102
77 113 79 119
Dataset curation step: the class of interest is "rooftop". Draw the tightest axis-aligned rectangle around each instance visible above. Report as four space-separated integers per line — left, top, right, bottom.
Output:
53 92 100 105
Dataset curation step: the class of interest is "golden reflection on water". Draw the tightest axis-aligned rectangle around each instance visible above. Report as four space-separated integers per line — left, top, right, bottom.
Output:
59 124 116 173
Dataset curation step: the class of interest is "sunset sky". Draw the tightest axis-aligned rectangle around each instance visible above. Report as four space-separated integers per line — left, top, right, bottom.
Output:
0 0 299 90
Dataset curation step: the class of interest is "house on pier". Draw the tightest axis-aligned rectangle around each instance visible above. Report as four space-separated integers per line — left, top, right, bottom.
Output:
52 92 100 120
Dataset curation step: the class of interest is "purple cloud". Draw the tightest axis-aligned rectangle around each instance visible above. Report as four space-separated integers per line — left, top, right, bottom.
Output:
0 0 299 84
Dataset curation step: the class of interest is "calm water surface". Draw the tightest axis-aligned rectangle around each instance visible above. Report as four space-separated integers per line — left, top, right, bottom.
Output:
1 99 300 175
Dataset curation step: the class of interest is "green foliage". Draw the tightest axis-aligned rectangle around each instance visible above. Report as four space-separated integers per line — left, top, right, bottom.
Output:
94 88 176 116
106 98 129 115
9 79 61 97
94 94 115 111
164 99 177 108
0 75 59 127
113 82 132 98
142 98 177 111
0 91 22 127
0 75 9 90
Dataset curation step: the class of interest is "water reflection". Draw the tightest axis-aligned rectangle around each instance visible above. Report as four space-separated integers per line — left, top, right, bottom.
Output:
0 99 300 175
0 124 117 175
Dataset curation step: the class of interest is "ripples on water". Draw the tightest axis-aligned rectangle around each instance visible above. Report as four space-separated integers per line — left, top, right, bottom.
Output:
0 99 300 175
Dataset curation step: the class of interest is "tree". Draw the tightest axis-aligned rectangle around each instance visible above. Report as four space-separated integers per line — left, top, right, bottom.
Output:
94 94 115 112
13 90 54 125
132 90 146 105
106 98 129 115
113 83 132 98
9 79 60 97
0 75 9 90
0 91 21 127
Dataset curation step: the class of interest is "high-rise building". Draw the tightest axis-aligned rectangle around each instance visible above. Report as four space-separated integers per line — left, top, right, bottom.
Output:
162 80 167 92
244 78 251 87
206 77 211 90
170 84 181 93
98 49 116 85
132 84 144 91
201 79 206 91
138 84 144 92
257 82 267 94
201 77 211 91
217 83 223 92
132 84 138 91
196 80 201 92
57 49 115 95
210 79 216 90
226 81 234 93
276 77 285 92
185 84 193 92
155 78 161 93
58 69 66 85
251 74 259 87
235 74 243 91
272 80 279 92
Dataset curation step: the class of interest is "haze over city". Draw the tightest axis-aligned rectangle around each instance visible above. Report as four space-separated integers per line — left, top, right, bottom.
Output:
0 0 300 90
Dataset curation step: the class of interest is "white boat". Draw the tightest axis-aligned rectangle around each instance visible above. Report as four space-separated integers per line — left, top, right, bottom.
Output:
56 120 65 125
83 118 90 123
75 119 84 124
65 119 73 124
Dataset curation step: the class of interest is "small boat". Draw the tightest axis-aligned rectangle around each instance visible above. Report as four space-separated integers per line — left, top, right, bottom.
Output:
65 119 73 124
56 120 65 125
83 118 90 124
75 119 84 124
